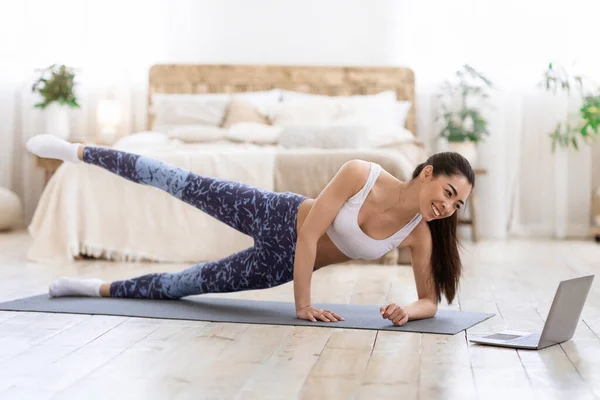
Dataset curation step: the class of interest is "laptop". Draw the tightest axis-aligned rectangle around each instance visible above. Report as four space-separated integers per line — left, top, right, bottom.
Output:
468 274 594 350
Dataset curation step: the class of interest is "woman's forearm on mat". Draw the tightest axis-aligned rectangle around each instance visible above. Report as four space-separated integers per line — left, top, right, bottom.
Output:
403 298 438 320
293 235 317 311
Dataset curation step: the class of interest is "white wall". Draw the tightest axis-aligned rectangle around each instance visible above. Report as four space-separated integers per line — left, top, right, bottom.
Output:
162 0 398 66
2 0 599 238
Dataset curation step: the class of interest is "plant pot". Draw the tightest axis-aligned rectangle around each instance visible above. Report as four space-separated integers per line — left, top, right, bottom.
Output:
448 141 477 166
45 103 70 140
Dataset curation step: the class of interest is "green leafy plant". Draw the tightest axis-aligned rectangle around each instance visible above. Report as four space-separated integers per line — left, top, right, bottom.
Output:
540 62 600 152
436 64 493 143
31 64 80 109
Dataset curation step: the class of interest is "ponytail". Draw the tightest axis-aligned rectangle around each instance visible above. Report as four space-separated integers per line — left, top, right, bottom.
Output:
411 153 475 304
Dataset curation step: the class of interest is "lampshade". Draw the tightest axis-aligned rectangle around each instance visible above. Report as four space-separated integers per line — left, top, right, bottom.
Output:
96 100 122 126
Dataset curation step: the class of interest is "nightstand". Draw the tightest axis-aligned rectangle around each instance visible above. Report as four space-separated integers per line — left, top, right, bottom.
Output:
592 227 600 243
459 168 487 242
34 155 63 185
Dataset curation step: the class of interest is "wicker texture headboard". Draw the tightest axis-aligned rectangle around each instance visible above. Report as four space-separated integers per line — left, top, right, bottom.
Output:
147 64 415 134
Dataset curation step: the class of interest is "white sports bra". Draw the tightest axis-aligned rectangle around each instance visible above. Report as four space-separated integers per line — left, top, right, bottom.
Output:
326 162 422 260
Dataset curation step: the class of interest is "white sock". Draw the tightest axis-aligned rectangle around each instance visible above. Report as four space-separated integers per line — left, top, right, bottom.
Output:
26 134 82 163
48 277 104 298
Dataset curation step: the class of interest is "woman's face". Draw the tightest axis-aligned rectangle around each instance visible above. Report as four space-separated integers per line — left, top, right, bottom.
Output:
419 166 472 222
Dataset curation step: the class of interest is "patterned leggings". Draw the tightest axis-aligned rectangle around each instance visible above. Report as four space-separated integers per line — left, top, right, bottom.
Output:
82 146 308 299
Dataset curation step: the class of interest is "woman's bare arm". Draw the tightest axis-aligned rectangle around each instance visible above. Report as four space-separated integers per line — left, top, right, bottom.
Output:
293 160 368 321
381 223 438 326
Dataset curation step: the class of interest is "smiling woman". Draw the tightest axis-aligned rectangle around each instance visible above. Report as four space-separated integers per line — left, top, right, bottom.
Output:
27 134 475 327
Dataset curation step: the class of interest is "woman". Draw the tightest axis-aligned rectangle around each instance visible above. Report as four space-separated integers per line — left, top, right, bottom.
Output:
26 134 474 326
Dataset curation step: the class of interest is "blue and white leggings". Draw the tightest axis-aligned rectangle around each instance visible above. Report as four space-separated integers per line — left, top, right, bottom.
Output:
82 146 308 299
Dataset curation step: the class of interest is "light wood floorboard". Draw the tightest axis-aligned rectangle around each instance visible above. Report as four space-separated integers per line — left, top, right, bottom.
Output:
1 230 600 399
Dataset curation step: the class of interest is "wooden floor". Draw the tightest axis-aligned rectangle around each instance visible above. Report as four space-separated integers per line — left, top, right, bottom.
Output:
1 230 600 400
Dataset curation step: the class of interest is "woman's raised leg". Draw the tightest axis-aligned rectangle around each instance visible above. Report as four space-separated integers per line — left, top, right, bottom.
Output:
26 134 270 238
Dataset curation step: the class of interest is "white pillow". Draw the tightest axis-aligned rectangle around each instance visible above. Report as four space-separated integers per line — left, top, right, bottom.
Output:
227 122 282 144
336 91 398 121
278 90 410 127
113 131 170 150
396 101 412 128
336 95 412 142
367 125 415 147
332 112 414 148
151 93 230 127
153 124 228 143
280 90 330 102
267 98 340 126
280 90 396 104
278 124 370 149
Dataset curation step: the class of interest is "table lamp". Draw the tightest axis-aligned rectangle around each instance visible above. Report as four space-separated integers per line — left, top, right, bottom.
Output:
96 99 122 144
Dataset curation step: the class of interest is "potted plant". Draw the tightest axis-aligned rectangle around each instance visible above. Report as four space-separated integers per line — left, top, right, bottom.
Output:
540 62 600 151
436 64 493 165
31 64 80 140
539 62 600 239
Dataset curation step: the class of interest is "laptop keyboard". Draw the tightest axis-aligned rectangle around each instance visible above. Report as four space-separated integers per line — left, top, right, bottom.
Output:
484 333 522 340
505 334 541 346
480 333 541 346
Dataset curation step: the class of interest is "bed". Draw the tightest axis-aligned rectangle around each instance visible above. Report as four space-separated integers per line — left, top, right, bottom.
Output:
27 64 428 265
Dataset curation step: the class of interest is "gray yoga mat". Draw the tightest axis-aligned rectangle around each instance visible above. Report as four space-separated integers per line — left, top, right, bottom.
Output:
0 294 494 335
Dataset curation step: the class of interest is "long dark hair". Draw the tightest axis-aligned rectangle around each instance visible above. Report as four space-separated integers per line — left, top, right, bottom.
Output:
411 152 475 304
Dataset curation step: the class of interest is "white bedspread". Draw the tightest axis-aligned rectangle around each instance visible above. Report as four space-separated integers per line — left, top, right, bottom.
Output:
27 140 277 264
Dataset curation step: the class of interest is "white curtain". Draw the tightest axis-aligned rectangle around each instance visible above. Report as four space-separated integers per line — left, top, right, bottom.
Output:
389 0 600 239
0 0 168 224
1 0 598 238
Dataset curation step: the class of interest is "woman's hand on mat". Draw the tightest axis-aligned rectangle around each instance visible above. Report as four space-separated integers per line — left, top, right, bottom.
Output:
380 303 409 326
296 305 344 323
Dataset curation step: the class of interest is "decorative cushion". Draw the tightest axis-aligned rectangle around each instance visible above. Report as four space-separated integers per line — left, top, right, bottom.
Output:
231 89 282 115
0 187 22 231
221 98 269 128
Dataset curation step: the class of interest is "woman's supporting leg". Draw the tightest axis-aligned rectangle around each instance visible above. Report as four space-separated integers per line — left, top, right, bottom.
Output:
98 245 291 299
97 173 307 300
48 195 305 300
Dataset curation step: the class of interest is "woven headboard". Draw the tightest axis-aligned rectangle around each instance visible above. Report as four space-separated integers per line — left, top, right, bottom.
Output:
147 64 416 134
